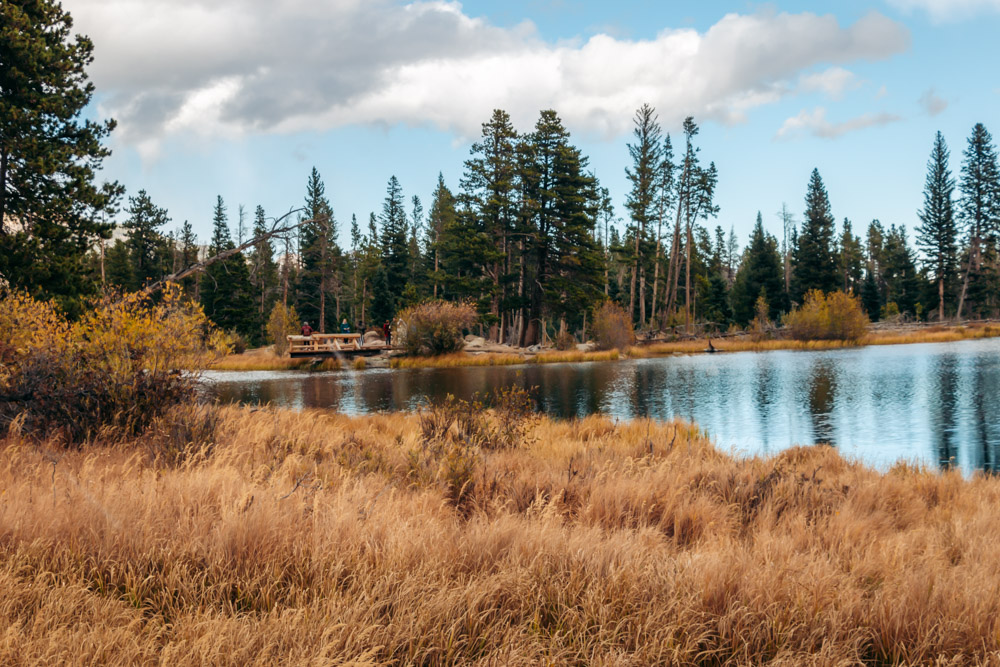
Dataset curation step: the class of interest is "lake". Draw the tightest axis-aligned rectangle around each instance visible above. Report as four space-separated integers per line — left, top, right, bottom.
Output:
205 338 1000 473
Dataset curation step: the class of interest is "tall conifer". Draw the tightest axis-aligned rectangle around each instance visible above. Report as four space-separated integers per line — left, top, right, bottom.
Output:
916 131 958 320
792 169 839 300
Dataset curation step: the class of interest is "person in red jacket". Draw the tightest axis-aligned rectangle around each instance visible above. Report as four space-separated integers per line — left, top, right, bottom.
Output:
383 320 391 346
300 322 313 337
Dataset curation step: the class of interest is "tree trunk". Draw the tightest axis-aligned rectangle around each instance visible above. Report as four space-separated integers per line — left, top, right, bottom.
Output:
957 237 979 320
629 228 639 322
0 147 8 235
517 239 527 347
361 278 367 327
650 206 663 328
685 220 692 333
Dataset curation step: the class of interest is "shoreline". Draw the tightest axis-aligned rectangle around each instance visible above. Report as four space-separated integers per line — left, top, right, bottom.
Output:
206 322 1000 371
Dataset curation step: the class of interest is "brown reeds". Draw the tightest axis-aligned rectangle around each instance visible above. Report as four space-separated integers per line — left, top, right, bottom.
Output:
3 404 1000 663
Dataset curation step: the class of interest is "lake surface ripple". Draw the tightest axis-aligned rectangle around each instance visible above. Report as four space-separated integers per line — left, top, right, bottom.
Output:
205 338 1000 473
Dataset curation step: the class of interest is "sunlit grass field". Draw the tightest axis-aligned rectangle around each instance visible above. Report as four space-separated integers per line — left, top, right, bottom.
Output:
3 405 1000 664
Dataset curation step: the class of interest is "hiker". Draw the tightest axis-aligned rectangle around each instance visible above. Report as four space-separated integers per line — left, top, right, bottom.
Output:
300 321 313 337
340 318 351 334
383 320 391 346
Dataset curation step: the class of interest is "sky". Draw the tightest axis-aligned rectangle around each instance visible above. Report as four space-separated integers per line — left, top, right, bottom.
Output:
64 0 1000 249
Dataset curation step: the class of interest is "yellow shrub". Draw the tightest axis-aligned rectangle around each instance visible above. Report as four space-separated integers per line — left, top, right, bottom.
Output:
0 285 223 443
784 290 869 341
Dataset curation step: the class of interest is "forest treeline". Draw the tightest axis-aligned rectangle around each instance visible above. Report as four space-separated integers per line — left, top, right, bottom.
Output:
4 1 1000 348
87 109 1000 348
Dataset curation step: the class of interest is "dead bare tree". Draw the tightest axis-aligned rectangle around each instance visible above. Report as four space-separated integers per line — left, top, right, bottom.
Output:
143 207 310 296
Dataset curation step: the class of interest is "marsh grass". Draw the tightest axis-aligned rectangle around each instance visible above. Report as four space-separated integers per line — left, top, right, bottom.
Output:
4 404 1000 663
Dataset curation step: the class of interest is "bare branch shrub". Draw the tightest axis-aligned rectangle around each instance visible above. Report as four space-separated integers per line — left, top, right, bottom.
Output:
591 301 635 350
396 300 477 356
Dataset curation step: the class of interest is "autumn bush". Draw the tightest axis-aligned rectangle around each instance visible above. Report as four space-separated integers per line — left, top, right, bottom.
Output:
396 299 477 356
0 286 222 444
591 300 635 350
784 289 870 341
266 302 299 356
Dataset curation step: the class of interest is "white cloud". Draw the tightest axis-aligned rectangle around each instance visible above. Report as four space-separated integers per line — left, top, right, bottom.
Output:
799 67 860 100
776 107 901 139
918 88 948 115
888 0 1000 21
64 1 909 154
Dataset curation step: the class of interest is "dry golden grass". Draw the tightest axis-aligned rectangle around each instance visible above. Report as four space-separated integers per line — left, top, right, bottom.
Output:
4 405 1000 664
209 352 342 371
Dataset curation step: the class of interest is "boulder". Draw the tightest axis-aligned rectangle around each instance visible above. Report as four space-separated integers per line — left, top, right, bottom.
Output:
363 331 384 346
526 344 542 353
576 342 596 352
464 335 487 348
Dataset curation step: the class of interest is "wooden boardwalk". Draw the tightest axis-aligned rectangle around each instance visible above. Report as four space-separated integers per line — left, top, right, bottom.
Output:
287 334 386 358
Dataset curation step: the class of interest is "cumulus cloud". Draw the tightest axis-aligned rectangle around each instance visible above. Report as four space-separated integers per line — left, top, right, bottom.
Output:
775 107 901 139
888 0 1000 22
918 88 948 115
63 1 909 157
799 67 860 100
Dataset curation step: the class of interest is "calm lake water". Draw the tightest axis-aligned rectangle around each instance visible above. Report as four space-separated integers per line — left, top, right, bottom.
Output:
205 338 1000 473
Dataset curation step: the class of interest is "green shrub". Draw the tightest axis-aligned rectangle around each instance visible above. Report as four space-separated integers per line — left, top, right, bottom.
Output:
591 301 635 350
784 290 869 341
396 300 477 356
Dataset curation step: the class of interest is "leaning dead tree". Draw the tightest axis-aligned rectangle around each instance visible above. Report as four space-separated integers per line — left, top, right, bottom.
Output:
143 207 312 296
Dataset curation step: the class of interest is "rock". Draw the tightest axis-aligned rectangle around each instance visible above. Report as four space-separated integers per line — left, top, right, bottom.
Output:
363 331 384 346
464 335 487 348
576 343 596 352
527 344 541 353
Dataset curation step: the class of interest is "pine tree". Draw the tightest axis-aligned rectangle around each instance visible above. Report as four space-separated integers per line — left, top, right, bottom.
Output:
624 104 663 325
882 224 922 317
792 169 839 300
297 167 338 332
916 131 958 321
1 0 124 314
427 174 457 299
178 220 198 298
200 196 255 337
122 189 170 289
861 271 881 322
248 205 278 344
838 219 864 294
460 109 518 338
730 213 785 325
956 123 1000 318
379 175 410 313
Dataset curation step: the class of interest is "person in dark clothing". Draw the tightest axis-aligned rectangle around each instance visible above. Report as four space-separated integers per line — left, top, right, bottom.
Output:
383 321 391 346
301 322 313 337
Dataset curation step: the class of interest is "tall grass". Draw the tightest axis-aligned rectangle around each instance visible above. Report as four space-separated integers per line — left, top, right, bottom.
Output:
3 404 1000 663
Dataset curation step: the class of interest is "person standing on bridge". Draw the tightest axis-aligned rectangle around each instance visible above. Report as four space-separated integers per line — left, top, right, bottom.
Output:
300 321 313 337
383 320 391 346
340 318 351 334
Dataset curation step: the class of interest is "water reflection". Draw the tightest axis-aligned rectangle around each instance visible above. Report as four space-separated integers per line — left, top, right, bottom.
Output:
205 338 1000 474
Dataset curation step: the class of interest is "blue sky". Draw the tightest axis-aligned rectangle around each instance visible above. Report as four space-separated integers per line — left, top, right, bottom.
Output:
66 0 1000 251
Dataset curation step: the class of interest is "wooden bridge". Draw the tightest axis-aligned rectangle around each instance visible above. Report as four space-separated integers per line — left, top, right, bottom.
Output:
287 333 386 358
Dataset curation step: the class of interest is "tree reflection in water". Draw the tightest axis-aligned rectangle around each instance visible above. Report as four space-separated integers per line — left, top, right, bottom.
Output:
205 338 1000 474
